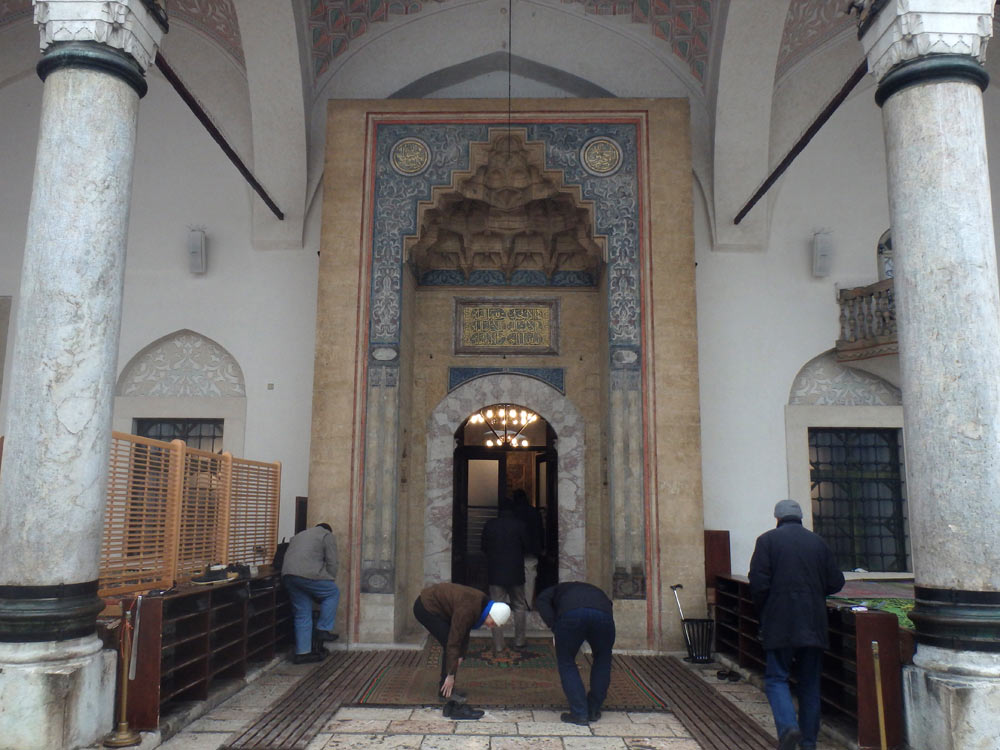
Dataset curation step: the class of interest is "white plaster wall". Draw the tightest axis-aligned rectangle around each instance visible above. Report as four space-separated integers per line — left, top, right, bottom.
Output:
696 87 890 574
0 71 318 538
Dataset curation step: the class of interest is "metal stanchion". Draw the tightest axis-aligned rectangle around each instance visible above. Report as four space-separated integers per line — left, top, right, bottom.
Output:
871 640 888 750
104 599 141 748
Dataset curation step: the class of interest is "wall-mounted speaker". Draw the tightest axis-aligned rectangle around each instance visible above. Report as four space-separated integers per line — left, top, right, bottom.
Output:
812 231 832 278
188 229 207 274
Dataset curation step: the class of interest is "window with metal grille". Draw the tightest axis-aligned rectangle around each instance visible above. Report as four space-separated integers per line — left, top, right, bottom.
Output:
133 418 224 453
809 428 909 573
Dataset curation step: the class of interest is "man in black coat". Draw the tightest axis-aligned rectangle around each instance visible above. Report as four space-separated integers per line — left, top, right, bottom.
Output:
511 488 545 606
481 500 530 653
749 499 845 750
535 581 615 726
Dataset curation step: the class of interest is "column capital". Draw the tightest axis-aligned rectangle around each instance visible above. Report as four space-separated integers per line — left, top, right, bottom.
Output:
33 0 167 72
855 0 994 82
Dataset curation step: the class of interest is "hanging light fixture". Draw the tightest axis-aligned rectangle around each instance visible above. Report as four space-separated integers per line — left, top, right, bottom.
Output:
468 404 538 447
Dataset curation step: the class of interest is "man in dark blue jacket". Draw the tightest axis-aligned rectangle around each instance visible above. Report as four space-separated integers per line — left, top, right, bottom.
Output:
535 581 615 726
749 499 845 750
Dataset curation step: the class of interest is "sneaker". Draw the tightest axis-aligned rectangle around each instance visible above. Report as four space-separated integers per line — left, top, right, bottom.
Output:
560 712 589 726
588 709 602 722
291 651 325 664
447 703 484 720
314 630 339 643
778 728 803 750
191 564 228 584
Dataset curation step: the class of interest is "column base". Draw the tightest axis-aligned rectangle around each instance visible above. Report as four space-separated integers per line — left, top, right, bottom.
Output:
903 645 1000 750
0 636 115 750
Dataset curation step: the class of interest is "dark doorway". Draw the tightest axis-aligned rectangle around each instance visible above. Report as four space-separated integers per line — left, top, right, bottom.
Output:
451 404 557 594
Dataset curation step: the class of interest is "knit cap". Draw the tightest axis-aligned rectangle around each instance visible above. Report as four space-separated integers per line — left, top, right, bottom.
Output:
773 499 803 520
488 601 511 626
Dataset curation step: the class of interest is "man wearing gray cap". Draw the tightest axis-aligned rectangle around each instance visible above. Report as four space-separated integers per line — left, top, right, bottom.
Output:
749 500 844 750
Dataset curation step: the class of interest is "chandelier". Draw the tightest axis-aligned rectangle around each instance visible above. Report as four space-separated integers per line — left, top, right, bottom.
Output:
467 404 538 447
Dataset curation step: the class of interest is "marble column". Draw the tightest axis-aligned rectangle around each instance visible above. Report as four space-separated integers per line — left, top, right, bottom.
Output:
0 2 164 748
857 2 1000 747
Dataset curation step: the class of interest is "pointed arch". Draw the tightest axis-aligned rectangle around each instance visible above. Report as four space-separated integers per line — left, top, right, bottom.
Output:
113 330 247 456
117 329 245 398
424 373 585 586
788 350 900 407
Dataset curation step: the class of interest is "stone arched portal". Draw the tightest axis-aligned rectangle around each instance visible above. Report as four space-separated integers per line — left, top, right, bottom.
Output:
424 373 585 586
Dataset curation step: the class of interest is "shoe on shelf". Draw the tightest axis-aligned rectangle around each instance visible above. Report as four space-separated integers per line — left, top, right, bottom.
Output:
778 727 803 750
314 630 339 643
560 712 589 726
438 688 467 704
447 703 484 720
291 651 325 664
191 564 229 584
588 709 602 722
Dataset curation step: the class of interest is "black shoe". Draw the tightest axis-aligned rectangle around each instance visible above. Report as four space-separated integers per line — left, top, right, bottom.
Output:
588 709 601 722
448 703 484 720
561 712 589 726
291 651 325 664
314 630 339 643
778 728 803 750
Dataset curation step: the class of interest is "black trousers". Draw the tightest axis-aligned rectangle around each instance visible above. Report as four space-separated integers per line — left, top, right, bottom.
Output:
413 596 451 686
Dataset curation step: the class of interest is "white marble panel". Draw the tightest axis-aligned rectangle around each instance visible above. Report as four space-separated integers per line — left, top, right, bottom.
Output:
424 374 586 585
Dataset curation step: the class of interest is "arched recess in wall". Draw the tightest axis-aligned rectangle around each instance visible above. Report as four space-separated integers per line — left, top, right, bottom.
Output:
113 330 248 456
784 349 903 527
424 372 585 587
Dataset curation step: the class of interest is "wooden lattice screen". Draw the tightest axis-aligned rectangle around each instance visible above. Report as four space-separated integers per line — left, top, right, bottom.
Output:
96 432 280 597
100 434 178 596
228 458 281 567
174 445 231 583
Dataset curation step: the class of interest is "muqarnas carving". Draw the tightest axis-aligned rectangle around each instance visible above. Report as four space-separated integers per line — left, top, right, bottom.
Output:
406 129 605 285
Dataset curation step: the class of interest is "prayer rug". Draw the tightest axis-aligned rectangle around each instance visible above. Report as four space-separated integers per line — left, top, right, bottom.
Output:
353 637 667 710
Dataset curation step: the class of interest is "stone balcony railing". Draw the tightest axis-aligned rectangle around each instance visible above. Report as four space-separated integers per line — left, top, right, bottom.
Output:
835 279 898 366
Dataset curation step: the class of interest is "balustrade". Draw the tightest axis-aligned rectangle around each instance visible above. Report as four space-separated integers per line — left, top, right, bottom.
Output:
836 279 897 363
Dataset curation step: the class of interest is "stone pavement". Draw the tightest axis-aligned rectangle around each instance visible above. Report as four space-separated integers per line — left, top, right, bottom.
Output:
139 653 849 750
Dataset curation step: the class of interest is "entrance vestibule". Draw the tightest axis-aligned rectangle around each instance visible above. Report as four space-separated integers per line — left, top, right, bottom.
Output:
452 403 558 598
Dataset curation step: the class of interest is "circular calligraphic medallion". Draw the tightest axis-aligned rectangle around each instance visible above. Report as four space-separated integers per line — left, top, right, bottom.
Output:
391 137 431 175
580 136 623 176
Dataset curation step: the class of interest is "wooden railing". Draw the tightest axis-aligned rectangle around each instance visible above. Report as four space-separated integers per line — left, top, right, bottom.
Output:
0 432 280 598
835 279 897 362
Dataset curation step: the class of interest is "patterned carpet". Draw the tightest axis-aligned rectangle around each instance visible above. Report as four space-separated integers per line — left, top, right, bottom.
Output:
354 638 667 710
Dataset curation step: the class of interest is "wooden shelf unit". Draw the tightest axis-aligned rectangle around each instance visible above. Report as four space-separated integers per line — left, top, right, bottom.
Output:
126 575 292 730
714 574 904 750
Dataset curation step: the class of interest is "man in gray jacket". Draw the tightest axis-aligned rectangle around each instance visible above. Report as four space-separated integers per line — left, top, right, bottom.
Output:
281 523 340 663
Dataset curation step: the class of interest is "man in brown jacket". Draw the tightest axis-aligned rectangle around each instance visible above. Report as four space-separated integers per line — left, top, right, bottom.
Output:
413 581 511 719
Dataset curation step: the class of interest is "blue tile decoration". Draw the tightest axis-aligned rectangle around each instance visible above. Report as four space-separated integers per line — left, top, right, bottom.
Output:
449 367 565 394
368 121 640 355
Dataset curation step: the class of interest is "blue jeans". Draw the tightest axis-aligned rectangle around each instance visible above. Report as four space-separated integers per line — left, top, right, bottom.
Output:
764 647 823 749
553 607 616 719
283 575 339 655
